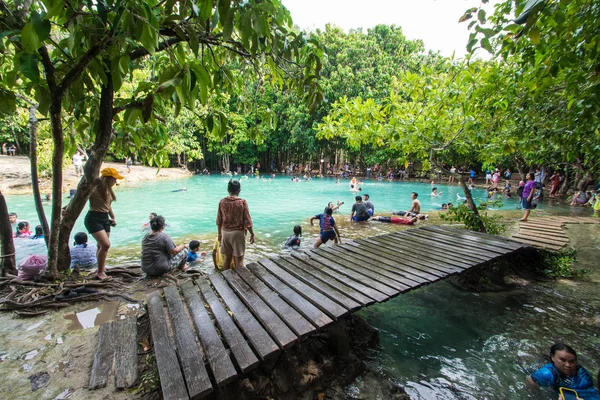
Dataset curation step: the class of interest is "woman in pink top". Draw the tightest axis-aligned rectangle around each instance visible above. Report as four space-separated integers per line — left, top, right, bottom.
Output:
216 180 255 269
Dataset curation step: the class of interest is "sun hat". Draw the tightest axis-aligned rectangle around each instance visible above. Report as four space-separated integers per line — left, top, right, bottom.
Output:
100 167 125 179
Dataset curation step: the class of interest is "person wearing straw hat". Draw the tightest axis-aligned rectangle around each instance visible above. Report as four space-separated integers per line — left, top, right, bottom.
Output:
84 167 124 280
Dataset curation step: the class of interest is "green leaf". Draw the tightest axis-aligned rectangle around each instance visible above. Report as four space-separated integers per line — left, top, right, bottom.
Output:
21 21 41 53
187 26 199 56
140 24 157 54
0 88 16 115
31 11 51 42
529 26 540 44
480 37 492 53
253 11 267 36
477 9 486 24
200 0 212 20
222 10 234 41
218 0 231 26
35 86 50 116
19 52 40 83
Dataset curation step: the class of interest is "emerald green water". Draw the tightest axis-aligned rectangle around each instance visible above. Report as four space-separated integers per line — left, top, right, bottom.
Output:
7 175 530 263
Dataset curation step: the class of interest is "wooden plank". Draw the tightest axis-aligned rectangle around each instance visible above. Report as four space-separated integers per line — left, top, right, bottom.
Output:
402 230 500 260
518 228 568 239
371 234 481 270
89 322 114 389
512 238 564 251
327 241 433 283
406 229 506 260
180 281 238 387
289 252 388 303
311 248 410 293
236 267 315 337
221 269 298 350
301 251 400 297
114 317 138 390
513 234 569 247
247 262 334 328
163 286 213 399
258 258 349 319
208 273 280 360
428 226 524 250
195 278 259 373
273 256 364 310
517 230 569 242
146 290 189 400
323 244 424 287
356 238 466 275
416 227 514 255
518 224 566 233
280 255 376 306
340 240 445 281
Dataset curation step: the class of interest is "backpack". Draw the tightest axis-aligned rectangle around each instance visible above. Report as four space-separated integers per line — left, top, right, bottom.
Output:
517 186 524 197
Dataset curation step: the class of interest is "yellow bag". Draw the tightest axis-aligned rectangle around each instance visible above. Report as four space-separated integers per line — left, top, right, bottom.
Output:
213 237 234 270
558 387 583 400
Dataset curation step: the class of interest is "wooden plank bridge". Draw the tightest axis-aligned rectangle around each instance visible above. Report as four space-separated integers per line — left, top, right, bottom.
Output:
510 215 600 251
143 225 530 400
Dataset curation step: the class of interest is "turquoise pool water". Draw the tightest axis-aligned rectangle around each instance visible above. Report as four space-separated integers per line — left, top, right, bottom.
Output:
7 175 524 261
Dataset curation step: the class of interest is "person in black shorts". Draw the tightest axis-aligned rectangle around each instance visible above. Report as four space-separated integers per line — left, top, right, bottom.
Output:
84 167 124 280
310 207 341 248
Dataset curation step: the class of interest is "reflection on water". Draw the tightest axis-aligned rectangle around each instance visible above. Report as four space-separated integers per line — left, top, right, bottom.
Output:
63 302 120 330
348 224 600 399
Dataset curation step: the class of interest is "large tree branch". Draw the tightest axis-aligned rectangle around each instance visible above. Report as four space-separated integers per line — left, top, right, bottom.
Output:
112 101 144 115
38 46 58 92
57 38 111 97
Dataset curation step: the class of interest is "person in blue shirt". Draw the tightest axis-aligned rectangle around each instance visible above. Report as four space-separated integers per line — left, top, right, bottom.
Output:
310 207 341 248
527 343 600 399
284 225 302 248
186 240 206 264
70 232 98 270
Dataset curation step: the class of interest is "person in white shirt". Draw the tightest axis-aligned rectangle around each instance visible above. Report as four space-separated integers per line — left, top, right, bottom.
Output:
72 151 85 177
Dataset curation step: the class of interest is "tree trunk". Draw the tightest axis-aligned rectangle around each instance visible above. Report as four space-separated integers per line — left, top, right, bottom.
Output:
576 171 593 192
28 103 50 247
45 97 65 277
56 76 115 270
0 191 17 276
559 163 570 195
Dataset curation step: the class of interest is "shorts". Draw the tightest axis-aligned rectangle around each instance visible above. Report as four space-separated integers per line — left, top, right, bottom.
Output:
320 230 337 244
352 215 370 222
221 230 246 257
74 165 83 174
367 209 373 216
84 211 111 234
522 198 532 210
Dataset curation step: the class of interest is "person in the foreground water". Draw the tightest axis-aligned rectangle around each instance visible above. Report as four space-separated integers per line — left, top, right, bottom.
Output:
527 343 600 399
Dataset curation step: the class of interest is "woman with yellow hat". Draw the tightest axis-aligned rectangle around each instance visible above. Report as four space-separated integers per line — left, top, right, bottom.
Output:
84 167 124 280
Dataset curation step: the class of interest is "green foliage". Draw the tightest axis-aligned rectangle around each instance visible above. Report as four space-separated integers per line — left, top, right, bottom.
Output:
440 199 506 235
538 248 579 278
37 138 70 176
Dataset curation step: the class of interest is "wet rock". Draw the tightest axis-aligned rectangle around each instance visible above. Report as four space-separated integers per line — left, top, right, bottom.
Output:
29 371 50 391
504 274 530 287
54 387 75 399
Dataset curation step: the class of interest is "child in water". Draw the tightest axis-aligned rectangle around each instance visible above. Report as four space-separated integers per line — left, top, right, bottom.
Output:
186 240 207 264
70 232 98 270
284 225 302 248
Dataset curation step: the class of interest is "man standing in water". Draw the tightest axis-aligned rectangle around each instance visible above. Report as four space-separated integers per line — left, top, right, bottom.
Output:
364 194 374 216
350 195 371 222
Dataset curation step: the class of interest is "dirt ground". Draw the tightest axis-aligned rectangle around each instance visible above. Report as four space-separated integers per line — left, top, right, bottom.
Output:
0 155 190 195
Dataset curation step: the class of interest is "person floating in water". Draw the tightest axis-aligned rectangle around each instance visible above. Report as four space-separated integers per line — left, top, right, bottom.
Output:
371 215 417 225
527 343 600 399
284 225 302 248
172 187 187 192
431 187 442 196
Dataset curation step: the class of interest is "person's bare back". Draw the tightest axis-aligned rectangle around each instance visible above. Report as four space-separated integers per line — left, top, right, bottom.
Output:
411 199 421 214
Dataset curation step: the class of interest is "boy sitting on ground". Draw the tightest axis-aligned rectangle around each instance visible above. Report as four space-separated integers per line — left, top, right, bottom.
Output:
70 232 98 270
187 240 207 264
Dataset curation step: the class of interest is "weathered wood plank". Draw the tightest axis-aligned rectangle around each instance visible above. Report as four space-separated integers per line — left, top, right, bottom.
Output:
371 234 480 271
300 251 400 297
517 228 569 240
280 255 375 306
417 227 514 255
209 273 280 360
274 256 363 310
146 290 189 400
399 230 499 261
195 278 259 373
247 262 334 328
89 322 114 389
518 224 567 234
356 238 465 274
340 240 443 281
222 269 298 350
236 266 315 337
289 252 388 303
510 237 564 251
516 230 569 243
311 248 409 293
180 281 238 387
322 244 424 287
114 317 138 390
406 229 505 259
163 286 213 399
426 226 524 250
259 258 349 319
513 234 569 247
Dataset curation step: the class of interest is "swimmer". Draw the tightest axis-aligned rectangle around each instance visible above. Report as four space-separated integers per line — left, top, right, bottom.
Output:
284 225 302 248
328 201 344 212
431 187 442 196
527 343 600 399
457 193 466 201
441 203 448 210
172 187 187 192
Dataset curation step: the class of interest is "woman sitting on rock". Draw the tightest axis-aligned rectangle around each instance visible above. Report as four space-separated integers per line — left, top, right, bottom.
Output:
141 215 189 276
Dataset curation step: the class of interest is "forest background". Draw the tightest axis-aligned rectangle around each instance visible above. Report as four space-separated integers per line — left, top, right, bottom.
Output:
0 0 599 274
